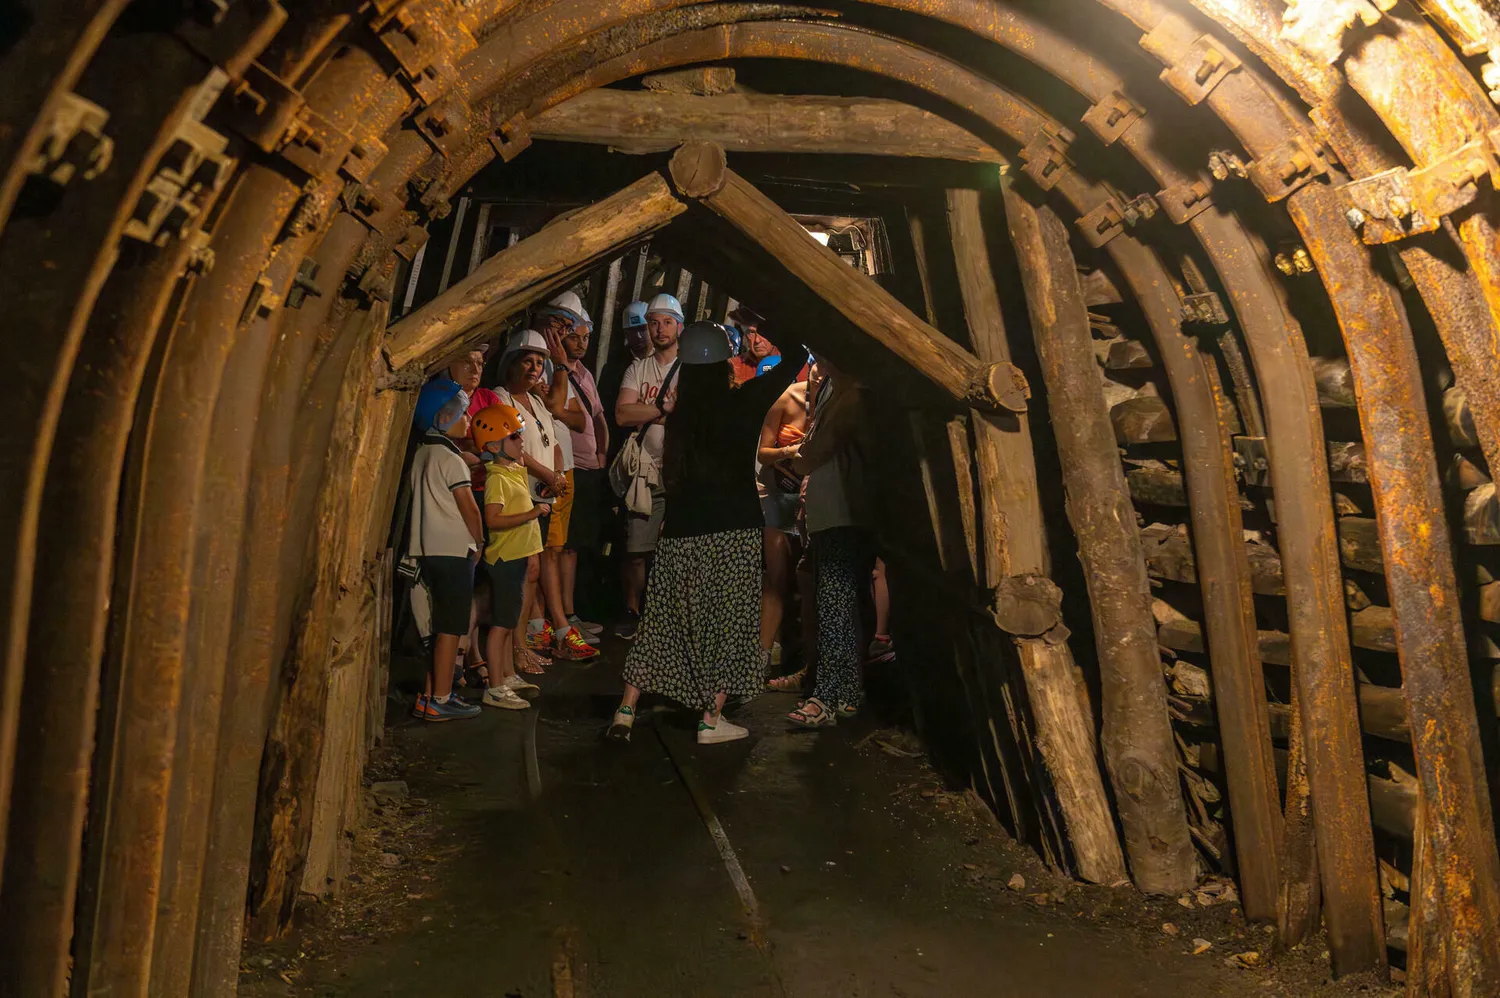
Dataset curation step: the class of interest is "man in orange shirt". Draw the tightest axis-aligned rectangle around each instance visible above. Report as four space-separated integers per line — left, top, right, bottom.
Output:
727 305 781 384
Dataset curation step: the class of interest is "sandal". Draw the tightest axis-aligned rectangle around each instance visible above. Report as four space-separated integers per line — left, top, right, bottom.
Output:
464 661 490 688
767 668 808 693
836 702 858 719
787 696 836 728
517 647 549 675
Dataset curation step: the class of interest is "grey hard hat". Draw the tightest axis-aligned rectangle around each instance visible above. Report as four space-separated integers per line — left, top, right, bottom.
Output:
678 320 735 365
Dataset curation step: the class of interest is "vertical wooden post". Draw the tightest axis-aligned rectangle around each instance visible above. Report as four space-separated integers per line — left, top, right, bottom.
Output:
947 189 1126 885
246 289 393 938
1002 190 1194 894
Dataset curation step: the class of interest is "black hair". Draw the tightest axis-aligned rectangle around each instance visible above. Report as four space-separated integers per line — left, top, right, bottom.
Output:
662 362 735 495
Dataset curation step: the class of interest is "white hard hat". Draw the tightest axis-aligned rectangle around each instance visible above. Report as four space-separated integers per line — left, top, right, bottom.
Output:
498 328 550 368
536 290 585 323
575 305 592 328
646 292 684 323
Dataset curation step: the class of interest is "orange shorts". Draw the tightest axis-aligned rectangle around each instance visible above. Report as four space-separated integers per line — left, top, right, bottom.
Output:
545 470 574 548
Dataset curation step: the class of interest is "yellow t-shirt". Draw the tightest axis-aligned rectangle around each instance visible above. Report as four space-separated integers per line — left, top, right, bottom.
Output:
483 461 543 564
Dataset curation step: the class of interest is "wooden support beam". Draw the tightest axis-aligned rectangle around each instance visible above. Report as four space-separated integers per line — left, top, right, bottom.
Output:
1141 523 1286 596
643 66 738 95
245 298 394 939
946 188 1125 886
1003 190 1194 894
667 143 1025 413
384 172 688 371
531 89 1006 163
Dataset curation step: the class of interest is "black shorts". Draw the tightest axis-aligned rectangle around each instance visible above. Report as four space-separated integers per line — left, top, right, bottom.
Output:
483 557 529 629
419 555 474 636
567 467 606 550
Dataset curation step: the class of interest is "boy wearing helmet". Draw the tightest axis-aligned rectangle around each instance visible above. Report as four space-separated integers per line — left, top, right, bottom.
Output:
472 404 547 710
408 378 485 721
612 292 684 638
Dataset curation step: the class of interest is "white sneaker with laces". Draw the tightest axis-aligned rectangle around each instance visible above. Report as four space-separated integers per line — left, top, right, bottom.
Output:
483 685 531 710
697 715 749 745
502 673 540 699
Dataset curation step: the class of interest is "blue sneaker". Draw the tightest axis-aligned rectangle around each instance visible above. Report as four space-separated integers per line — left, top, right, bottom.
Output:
424 695 481 721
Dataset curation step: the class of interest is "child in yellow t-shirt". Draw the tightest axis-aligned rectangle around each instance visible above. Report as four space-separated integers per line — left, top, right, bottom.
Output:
472 405 546 710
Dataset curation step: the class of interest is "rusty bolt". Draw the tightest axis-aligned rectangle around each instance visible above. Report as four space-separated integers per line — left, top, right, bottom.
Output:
1388 195 1411 218
1274 253 1296 275
186 244 215 275
1194 49 1224 85
1207 151 1246 181
1345 207 1366 229
1291 248 1314 274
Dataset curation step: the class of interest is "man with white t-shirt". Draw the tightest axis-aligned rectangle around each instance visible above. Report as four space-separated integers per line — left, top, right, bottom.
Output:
612 292 683 638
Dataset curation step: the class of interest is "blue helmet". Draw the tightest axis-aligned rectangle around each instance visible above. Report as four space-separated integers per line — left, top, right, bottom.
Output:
622 300 648 329
414 377 464 432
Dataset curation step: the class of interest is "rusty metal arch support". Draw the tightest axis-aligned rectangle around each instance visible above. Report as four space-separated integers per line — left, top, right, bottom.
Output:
1114 0 1500 987
867 0 1384 968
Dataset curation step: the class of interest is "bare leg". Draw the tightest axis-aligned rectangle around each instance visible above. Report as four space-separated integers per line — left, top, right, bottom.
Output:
873 557 890 637
798 560 818 680
541 546 570 631
622 554 647 614
702 691 728 725
486 624 515 683
516 555 546 668
431 633 461 699
620 682 643 710
561 549 579 618
760 527 790 651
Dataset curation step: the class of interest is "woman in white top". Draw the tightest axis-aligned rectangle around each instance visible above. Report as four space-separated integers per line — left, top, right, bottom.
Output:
494 331 596 663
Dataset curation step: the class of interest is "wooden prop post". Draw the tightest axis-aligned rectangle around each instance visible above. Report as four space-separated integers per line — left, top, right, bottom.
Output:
532 90 1005 162
666 142 1026 414
384 172 688 371
1002 191 1194 894
946 189 1125 885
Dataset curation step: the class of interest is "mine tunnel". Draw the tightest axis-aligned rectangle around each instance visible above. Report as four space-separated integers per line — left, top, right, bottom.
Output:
6 0 1500 995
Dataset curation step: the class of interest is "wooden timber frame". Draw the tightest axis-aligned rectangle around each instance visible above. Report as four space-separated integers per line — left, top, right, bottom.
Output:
5 2 1500 997
1002 191 1195 894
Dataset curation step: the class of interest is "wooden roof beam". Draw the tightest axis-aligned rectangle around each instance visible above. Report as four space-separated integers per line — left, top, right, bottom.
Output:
531 89 1007 164
667 142 1026 413
383 171 687 371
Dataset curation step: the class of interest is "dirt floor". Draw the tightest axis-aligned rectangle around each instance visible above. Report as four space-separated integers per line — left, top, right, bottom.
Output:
239 640 1401 998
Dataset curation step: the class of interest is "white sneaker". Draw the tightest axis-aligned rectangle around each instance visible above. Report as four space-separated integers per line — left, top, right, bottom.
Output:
483 685 530 710
501 674 540 699
697 716 749 745
568 614 604 636
607 704 635 742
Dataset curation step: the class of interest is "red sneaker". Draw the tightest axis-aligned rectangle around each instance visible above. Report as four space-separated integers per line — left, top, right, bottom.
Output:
554 626 600 662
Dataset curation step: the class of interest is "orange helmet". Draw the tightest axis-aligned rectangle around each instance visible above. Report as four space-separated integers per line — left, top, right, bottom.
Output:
471 404 526 455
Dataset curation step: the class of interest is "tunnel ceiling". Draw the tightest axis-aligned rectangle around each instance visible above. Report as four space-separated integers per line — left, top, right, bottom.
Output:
6 0 1500 995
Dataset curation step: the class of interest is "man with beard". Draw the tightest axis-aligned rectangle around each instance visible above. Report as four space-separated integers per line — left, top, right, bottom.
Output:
612 292 684 639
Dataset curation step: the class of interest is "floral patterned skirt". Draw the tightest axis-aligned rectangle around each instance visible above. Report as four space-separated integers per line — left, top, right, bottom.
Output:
622 528 764 711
